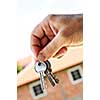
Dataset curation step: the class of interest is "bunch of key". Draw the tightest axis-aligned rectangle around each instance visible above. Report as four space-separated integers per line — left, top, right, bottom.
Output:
35 60 59 90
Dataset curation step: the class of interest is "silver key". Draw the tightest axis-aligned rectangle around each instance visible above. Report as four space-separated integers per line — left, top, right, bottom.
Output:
35 61 47 90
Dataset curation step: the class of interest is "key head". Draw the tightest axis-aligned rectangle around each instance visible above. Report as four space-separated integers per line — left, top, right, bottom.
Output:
35 61 47 73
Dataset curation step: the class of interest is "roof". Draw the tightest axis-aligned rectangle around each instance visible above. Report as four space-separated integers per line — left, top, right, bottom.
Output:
17 46 83 87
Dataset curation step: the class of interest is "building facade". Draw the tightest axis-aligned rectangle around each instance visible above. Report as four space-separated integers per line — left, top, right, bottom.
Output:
17 63 83 100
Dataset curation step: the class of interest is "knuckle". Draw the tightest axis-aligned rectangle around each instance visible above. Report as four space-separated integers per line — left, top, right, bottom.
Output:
47 14 56 21
60 27 73 38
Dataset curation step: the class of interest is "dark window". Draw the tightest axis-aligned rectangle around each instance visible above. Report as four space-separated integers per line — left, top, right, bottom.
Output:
32 84 43 96
71 69 82 81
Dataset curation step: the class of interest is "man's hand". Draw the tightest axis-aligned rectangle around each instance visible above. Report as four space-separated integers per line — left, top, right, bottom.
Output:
31 14 83 61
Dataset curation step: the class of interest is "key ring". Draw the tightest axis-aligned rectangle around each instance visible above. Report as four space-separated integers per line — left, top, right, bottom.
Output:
35 60 51 73
35 61 47 73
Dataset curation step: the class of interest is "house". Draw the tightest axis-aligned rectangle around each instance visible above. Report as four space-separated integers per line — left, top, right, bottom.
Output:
17 46 83 100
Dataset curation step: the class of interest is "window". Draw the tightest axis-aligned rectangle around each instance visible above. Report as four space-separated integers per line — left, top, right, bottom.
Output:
71 69 82 81
33 84 43 96
29 81 47 100
67 65 83 85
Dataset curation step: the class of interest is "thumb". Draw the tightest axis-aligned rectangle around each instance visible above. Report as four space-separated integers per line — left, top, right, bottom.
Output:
37 31 66 61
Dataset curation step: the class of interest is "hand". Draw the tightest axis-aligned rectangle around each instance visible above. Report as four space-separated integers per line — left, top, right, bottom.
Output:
31 14 83 61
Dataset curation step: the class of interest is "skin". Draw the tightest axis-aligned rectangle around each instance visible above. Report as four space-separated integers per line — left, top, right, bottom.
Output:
31 14 83 61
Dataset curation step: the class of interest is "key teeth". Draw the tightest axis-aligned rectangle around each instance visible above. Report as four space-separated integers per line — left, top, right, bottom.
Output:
52 75 59 84
52 84 55 87
55 79 59 84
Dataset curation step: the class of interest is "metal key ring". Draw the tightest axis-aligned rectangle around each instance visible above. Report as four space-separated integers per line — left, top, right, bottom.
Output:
34 61 47 73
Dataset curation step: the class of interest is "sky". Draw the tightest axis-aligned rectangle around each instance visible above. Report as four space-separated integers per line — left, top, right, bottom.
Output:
17 0 83 59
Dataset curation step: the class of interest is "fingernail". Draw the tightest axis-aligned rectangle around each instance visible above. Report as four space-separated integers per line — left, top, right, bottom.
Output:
53 54 64 59
57 54 64 59
37 52 46 61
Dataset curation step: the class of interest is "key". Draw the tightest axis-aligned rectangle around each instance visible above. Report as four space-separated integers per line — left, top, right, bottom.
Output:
44 69 56 86
35 61 47 90
35 60 59 88
44 60 59 83
45 69 59 86
49 72 59 84
44 60 59 86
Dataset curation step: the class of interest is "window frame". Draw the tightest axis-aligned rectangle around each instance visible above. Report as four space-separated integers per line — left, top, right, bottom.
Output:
67 65 83 85
29 80 47 100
